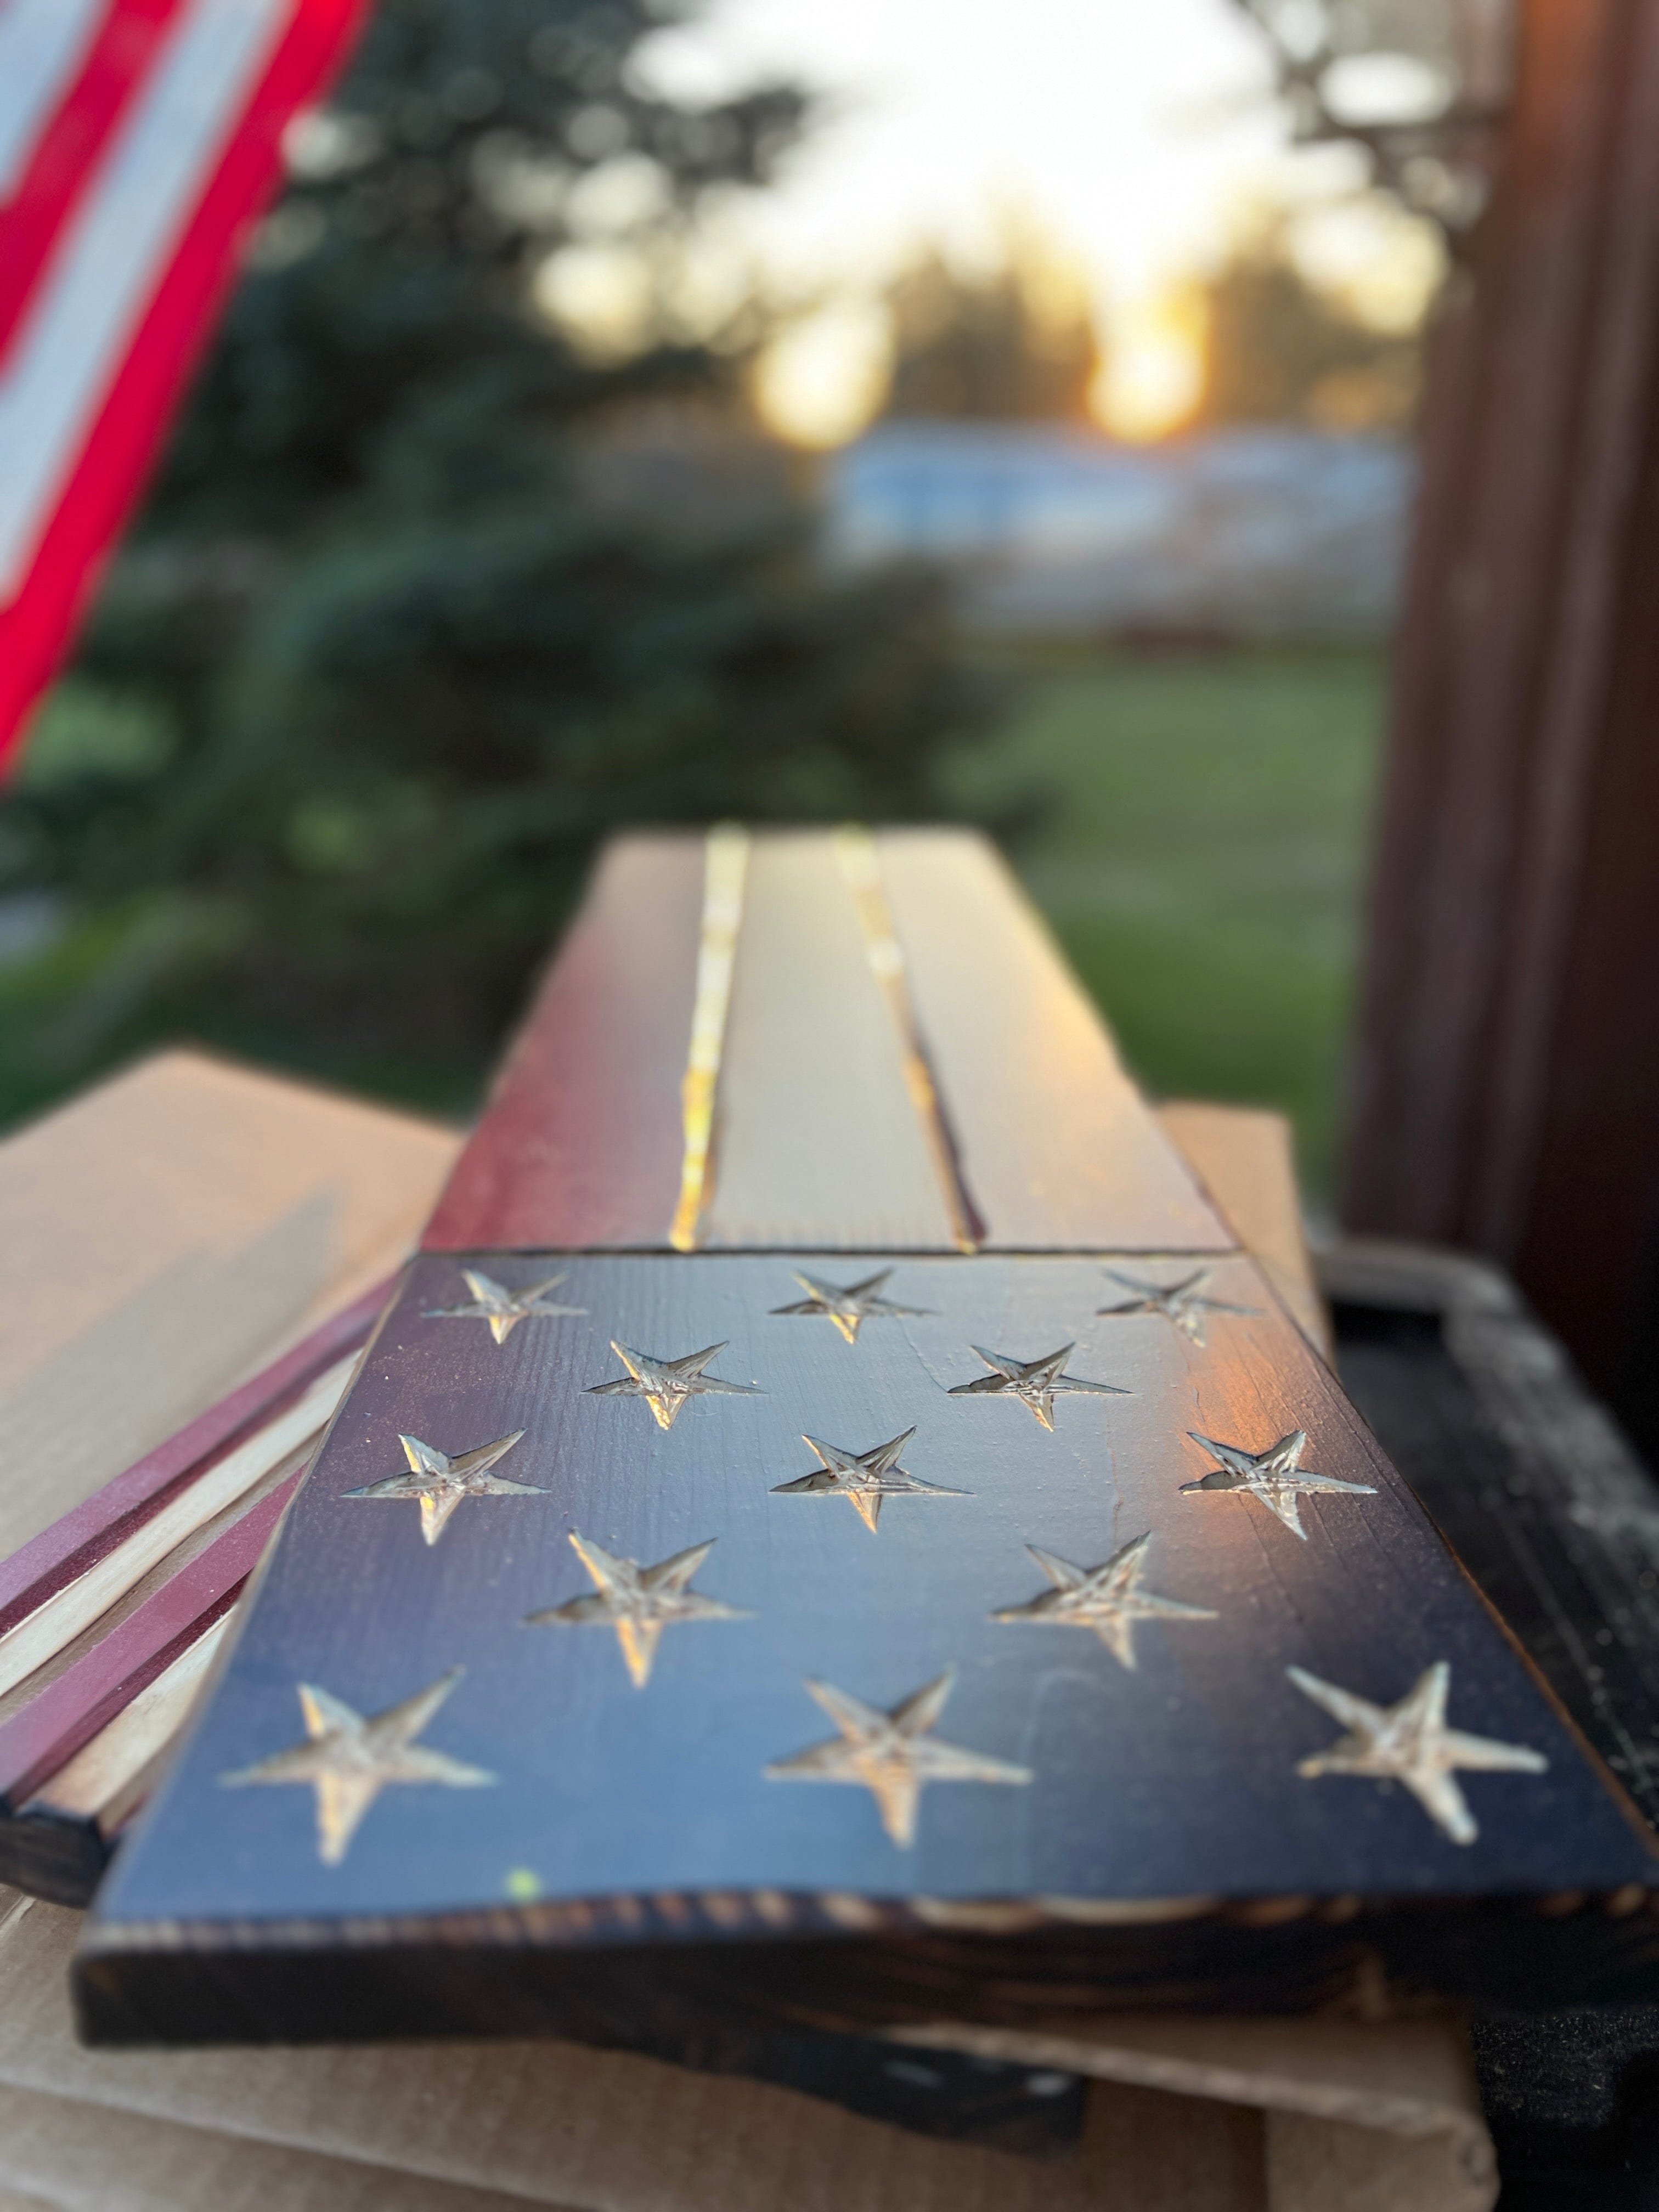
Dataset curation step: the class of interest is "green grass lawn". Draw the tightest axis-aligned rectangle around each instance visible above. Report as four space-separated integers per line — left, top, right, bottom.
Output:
952 643 1386 1205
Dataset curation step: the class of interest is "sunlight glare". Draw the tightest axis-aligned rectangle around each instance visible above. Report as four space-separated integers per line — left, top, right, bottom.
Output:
752 302 894 447
1093 289 1207 443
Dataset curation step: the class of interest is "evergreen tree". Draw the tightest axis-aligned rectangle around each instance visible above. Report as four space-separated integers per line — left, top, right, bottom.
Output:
0 0 988 1113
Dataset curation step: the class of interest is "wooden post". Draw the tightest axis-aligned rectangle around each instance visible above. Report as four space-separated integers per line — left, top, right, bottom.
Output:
1342 0 1659 1449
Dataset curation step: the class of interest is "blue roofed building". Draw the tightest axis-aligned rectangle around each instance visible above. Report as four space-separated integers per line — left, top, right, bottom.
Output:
823 421 1415 639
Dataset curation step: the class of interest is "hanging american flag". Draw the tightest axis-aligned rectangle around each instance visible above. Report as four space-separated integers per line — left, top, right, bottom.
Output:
0 0 369 770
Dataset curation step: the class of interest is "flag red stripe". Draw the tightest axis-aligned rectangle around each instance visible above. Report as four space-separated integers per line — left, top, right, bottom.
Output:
0 0 184 358
0 0 368 770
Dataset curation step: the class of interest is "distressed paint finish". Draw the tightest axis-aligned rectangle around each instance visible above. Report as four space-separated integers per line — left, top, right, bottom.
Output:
422 1268 587 1346
89 1250 1652 1957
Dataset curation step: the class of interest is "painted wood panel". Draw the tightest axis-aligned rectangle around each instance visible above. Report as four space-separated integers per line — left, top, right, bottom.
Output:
876 831 1234 1253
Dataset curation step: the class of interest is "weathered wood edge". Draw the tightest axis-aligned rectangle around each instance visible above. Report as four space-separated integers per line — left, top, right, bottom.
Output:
72 1880 1659 2049
0 1472 301 1817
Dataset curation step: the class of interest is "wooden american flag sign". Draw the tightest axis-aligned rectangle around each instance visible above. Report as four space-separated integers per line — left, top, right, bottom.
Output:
0 0 367 766
78 832 1659 2049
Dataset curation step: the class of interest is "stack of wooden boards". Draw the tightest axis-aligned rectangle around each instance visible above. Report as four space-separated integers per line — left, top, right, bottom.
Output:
0 1024 1500 2209
0 1053 455 1901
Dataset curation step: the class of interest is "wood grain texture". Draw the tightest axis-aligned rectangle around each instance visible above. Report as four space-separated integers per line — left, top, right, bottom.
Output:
874 832 1233 1253
698 832 961 1251
422 837 705 1253
0 1356 353 1707
422 829 1237 1257
41 1612 232 1829
0 1468 304 1816
0 1280 385 1641
1341 0 1659 1462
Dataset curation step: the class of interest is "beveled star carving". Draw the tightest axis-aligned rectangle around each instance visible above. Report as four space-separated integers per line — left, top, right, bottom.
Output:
220 1667 493 1864
524 1532 749 1687
1181 1429 1375 1540
770 1267 929 1345
422 1266 586 1345
1289 1660 1547 1845
588 1341 761 1431
992 1532 1217 1669
342 1428 539 1545
770 1427 966 1533
1097 1266 1255 1347
765 1668 1031 1846
948 1344 1127 1430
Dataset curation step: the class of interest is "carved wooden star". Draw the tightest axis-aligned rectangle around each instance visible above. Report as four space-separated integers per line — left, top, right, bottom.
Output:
342 1428 539 1545
1096 1266 1255 1347
948 1344 1127 1430
524 1533 749 1687
588 1341 761 1431
1181 1429 1375 1540
770 1426 966 1533
770 1267 929 1345
1289 1660 1548 1844
422 1266 586 1345
220 1667 493 1864
765 1668 1031 1846
992 1532 1217 1669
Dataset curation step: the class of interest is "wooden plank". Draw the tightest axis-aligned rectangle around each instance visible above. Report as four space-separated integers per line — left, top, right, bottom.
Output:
874 831 1233 1253
80 1246 1657 2044
0 1356 353 1706
422 836 705 1253
1156 1103 1329 1357
0 1050 456 1566
38 1612 232 1831
0 1279 386 1641
699 832 962 1251
0 1288 381 1901
1342 0 1659 1455
0 1468 304 1814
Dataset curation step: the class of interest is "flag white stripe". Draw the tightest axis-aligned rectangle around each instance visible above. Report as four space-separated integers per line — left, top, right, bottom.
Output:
0 0 290 605
0 0 107 201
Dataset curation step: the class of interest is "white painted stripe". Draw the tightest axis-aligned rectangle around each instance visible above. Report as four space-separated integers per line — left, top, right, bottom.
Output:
0 0 106 201
0 0 290 604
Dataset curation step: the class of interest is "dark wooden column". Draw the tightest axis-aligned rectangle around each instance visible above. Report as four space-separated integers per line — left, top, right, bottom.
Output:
1342 0 1659 1454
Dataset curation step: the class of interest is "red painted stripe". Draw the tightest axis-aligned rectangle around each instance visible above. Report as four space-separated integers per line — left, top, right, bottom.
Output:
0 0 370 770
0 0 184 357
0 1468 302 1813
422 838 706 1252
0 1274 388 1640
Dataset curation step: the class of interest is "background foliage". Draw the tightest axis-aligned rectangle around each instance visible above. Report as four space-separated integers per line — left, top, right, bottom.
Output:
0 0 992 1119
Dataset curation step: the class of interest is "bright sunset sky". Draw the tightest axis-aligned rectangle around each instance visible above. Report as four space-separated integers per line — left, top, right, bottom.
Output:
622 0 1443 442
